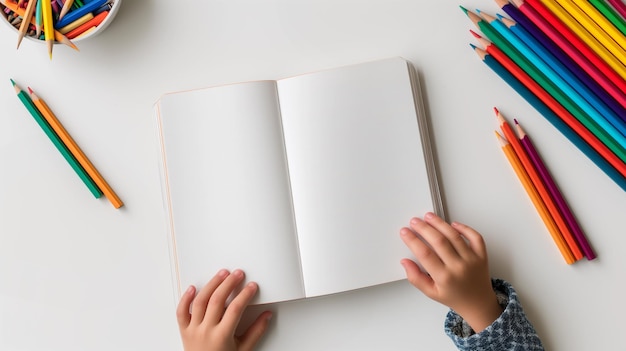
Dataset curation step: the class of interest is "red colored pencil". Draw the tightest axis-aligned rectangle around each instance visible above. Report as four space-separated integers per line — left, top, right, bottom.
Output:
66 10 108 39
514 119 596 260
510 0 626 109
473 34 626 178
608 0 626 22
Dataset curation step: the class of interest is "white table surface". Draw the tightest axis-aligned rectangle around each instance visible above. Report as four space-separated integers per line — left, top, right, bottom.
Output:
1 1 624 350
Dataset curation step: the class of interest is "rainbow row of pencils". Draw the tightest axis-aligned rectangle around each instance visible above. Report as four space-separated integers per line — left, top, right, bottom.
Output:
462 0 626 194
10 79 123 209
0 0 114 58
495 109 594 264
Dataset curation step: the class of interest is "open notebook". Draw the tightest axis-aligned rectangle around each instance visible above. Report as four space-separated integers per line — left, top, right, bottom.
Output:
155 57 444 304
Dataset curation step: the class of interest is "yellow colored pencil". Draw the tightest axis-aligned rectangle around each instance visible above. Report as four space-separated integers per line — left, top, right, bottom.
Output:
540 0 626 80
28 87 124 209
58 0 74 20
59 13 94 35
569 0 626 53
41 0 54 59
496 131 575 264
16 0 37 49
553 0 626 69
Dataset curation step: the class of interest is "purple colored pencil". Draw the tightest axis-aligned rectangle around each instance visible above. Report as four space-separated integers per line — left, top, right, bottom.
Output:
515 119 597 260
496 0 626 120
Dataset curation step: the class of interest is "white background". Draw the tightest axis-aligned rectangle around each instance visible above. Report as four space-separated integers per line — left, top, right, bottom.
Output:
0 1 624 350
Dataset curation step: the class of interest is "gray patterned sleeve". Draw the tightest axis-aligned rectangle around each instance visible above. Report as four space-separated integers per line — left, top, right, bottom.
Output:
444 279 544 351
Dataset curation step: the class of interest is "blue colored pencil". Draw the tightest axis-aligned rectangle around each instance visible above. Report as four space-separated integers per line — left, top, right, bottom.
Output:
472 46 626 191
54 0 107 29
497 14 626 124
478 10 626 147
495 9 626 122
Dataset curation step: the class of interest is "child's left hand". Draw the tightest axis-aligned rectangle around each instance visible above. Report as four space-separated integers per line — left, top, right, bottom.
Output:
176 269 273 351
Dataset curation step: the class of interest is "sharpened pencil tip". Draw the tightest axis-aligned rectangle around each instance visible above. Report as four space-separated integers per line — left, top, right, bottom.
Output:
494 107 499 114
469 43 477 49
459 5 468 14
9 79 16 87
27 87 33 94
469 29 482 38
514 118 519 125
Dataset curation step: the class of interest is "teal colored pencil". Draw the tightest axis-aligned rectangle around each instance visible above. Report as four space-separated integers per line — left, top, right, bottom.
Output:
479 10 626 144
590 0 626 37
10 80 103 198
35 0 42 38
472 47 626 191
463 8 626 164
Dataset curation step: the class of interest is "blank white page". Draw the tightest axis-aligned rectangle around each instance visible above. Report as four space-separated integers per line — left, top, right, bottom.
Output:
277 58 434 298
156 81 304 304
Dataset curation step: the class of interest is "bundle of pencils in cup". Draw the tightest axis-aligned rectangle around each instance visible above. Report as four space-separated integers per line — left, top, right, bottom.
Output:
10 79 123 209
461 1 626 193
0 0 115 58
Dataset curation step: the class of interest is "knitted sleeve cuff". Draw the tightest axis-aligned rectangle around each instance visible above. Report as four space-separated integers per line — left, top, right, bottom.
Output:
444 279 544 351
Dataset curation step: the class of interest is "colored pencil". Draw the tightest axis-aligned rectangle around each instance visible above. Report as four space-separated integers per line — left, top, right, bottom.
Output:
473 46 626 191
16 0 37 49
495 130 575 264
589 0 626 37
466 22 626 165
41 0 54 58
496 0 626 113
0 0 79 51
58 12 93 34
66 10 107 39
10 79 102 198
536 0 626 80
569 0 626 52
510 0 626 108
554 0 626 67
608 0 626 20
35 0 42 38
479 11 626 141
514 119 596 260
28 87 124 209
58 0 73 20
496 108 582 260
471 36 626 178
54 0 106 29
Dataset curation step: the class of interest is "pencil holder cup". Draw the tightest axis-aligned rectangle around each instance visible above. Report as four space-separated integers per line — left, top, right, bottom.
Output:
1 0 122 44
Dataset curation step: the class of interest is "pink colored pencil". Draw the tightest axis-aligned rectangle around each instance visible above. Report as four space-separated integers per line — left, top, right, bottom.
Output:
514 119 596 260
608 0 626 20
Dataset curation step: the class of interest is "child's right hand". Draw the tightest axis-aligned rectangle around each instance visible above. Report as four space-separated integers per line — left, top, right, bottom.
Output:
400 212 503 332
176 269 272 351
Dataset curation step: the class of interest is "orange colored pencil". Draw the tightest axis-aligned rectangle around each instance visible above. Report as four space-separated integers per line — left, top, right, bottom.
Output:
28 87 124 209
496 108 582 260
496 131 575 264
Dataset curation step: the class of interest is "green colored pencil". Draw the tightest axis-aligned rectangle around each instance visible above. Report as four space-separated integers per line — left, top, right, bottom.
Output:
462 8 626 164
589 0 626 37
10 79 102 198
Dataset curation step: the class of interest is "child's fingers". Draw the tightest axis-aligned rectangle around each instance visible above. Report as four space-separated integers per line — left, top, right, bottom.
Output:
409 217 459 263
452 221 487 259
204 269 246 325
400 227 445 276
423 212 472 258
238 311 273 351
176 285 196 329
400 258 437 298
221 281 258 333
191 269 230 325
